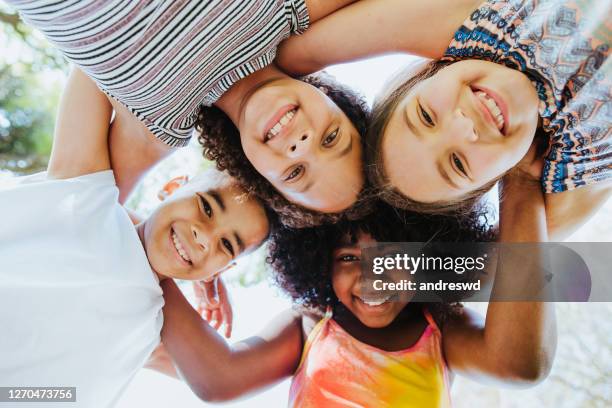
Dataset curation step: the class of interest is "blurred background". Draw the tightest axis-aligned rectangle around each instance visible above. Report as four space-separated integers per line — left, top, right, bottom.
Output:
1 4 610 407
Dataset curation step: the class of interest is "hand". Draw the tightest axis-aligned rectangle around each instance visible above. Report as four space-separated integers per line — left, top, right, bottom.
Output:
513 140 545 181
501 141 545 196
193 277 234 338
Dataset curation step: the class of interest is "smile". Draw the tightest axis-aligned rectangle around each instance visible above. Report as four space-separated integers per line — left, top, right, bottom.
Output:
355 293 393 308
263 106 297 143
171 228 192 265
472 86 508 135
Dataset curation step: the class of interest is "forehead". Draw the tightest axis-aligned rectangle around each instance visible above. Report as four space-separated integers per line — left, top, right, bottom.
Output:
337 231 376 249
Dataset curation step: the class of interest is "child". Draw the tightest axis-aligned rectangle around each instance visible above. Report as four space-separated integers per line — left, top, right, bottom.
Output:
156 171 556 407
0 68 271 407
5 0 371 223
276 0 611 239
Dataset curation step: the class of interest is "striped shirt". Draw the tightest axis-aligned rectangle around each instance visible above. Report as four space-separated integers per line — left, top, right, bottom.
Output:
443 0 611 193
8 0 310 147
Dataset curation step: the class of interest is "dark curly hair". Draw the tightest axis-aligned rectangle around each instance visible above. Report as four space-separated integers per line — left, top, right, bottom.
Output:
267 200 496 325
195 72 372 228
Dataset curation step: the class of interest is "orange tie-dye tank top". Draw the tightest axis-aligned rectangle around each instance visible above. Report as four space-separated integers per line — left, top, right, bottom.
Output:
289 309 451 408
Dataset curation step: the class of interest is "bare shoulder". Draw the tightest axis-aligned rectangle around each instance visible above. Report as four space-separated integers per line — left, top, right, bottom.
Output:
297 307 325 339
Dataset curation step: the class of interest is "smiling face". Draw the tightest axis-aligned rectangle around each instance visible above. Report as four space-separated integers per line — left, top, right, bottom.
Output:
238 77 364 213
331 233 409 328
140 173 269 281
381 60 540 203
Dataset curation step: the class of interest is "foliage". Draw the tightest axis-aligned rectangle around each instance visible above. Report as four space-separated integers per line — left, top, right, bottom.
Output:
0 6 66 174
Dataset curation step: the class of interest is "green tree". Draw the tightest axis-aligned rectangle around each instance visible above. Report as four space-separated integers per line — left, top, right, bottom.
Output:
0 6 66 174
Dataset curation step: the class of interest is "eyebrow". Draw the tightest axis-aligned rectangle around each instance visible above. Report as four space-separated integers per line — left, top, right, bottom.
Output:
234 232 245 254
208 190 225 211
436 160 460 190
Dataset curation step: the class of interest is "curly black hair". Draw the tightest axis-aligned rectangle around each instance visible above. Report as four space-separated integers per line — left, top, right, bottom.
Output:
266 200 496 324
195 72 373 228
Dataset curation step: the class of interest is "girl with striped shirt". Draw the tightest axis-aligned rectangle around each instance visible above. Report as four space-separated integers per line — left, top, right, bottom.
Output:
6 0 368 225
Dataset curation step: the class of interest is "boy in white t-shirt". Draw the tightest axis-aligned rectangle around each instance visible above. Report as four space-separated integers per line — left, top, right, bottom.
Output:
0 68 272 407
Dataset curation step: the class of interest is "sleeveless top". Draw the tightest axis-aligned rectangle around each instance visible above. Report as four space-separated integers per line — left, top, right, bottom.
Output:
289 308 452 408
443 0 611 193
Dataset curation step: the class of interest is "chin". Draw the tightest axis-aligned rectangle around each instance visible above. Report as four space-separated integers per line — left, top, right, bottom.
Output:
358 315 396 329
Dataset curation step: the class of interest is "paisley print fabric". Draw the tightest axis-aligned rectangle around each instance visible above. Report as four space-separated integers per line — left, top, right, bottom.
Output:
444 0 611 193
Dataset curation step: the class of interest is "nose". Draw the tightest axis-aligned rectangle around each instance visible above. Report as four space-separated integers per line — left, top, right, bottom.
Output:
287 131 313 158
191 224 210 254
449 108 478 143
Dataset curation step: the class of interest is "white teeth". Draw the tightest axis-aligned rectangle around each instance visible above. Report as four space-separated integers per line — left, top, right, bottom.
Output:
363 299 386 306
265 109 296 141
476 91 504 131
358 294 391 307
172 231 191 263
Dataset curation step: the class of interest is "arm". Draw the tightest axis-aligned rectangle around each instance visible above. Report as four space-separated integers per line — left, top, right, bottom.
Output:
276 0 481 75
160 279 304 402
47 67 113 179
107 98 176 203
442 175 557 386
545 183 612 241
144 343 179 379
304 0 359 23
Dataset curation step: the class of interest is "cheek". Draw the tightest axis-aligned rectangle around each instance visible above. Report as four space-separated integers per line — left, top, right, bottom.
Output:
468 148 513 181
240 138 282 179
420 74 464 115
331 267 361 302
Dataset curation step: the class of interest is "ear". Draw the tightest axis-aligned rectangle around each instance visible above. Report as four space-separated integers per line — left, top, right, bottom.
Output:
157 175 189 201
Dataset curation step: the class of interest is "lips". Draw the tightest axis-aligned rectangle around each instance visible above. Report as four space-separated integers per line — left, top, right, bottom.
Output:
471 85 509 135
170 228 192 266
263 104 297 143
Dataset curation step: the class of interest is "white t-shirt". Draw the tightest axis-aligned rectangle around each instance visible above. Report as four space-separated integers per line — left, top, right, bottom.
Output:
0 171 164 408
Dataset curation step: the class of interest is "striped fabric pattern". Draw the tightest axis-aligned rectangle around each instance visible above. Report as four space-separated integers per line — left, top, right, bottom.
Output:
7 0 310 147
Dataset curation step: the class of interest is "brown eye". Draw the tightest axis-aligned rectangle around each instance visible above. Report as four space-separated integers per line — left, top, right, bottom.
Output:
338 254 359 262
284 165 303 182
198 194 212 218
419 103 434 126
322 129 339 146
452 153 467 177
221 238 235 257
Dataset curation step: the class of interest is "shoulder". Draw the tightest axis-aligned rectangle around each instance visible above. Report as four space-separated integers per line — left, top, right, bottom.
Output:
294 306 326 338
441 306 484 334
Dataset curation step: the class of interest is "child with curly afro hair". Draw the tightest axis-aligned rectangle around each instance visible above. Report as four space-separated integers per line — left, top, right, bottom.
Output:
195 72 372 228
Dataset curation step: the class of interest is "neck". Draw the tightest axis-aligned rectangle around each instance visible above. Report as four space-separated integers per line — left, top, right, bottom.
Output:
333 303 426 351
135 222 167 282
215 64 287 126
